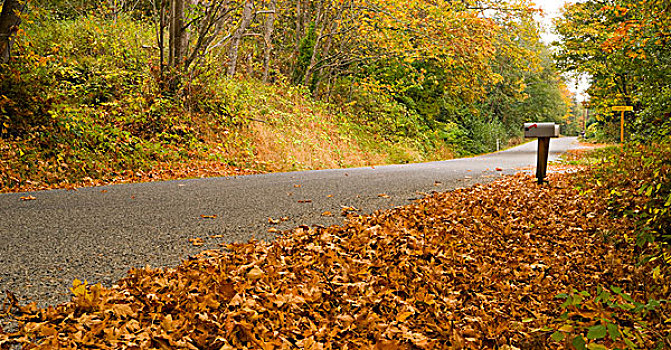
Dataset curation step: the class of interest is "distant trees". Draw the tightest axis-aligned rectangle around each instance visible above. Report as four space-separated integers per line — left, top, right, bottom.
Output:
554 0 671 140
140 0 570 150
3 0 572 153
151 0 549 95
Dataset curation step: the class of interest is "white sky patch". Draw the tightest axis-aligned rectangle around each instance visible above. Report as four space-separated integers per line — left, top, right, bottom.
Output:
534 0 571 45
532 0 590 102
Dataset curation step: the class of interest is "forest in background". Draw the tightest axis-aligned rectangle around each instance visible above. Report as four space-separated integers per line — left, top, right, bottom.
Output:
1 0 576 191
554 0 671 141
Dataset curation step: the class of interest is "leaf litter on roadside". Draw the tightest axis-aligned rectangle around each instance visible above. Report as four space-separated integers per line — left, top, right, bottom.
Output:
0 172 668 349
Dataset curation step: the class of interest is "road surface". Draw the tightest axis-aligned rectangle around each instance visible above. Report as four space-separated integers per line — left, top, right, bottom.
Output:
0 137 586 307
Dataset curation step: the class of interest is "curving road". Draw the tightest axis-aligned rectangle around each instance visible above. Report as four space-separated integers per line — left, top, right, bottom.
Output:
0 137 587 307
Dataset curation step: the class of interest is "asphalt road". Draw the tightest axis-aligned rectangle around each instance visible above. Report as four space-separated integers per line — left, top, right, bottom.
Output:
0 137 586 307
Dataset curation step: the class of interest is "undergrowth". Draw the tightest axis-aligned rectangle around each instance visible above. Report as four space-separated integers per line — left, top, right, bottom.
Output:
545 140 671 349
1 14 466 192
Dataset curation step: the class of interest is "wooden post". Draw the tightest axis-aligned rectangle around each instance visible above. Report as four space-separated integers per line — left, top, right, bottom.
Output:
612 106 632 143
620 110 625 143
536 137 550 184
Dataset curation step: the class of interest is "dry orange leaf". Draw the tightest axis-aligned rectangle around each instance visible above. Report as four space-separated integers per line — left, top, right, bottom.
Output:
188 237 204 246
247 266 264 280
268 218 281 224
396 311 414 322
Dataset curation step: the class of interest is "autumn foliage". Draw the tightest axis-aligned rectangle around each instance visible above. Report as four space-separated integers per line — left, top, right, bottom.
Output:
2 159 669 348
1 0 573 192
554 0 671 140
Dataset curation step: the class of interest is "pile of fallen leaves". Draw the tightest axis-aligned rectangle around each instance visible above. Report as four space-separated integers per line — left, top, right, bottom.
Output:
1 173 669 349
0 157 262 193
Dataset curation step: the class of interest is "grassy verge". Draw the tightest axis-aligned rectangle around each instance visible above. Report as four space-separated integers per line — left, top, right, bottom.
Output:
0 14 461 193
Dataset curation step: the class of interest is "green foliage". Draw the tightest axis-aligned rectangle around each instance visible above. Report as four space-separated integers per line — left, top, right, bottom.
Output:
32 0 152 20
580 142 671 245
554 0 671 141
291 22 317 87
26 15 149 104
0 57 54 134
549 286 667 349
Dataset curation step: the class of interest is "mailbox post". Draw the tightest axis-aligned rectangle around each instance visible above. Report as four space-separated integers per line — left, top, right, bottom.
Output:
524 122 560 184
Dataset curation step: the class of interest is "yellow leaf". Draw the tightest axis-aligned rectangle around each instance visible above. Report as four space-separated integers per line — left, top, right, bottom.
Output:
71 279 87 297
396 311 414 322
559 324 574 332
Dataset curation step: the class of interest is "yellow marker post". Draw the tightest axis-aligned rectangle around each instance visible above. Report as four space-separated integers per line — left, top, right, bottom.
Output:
612 106 633 143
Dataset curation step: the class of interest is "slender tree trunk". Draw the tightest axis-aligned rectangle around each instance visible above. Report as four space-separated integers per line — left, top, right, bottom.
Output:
180 0 200 60
262 0 276 83
314 16 338 97
0 0 25 64
168 0 185 69
246 51 253 76
156 0 166 82
303 4 330 87
227 0 254 77
289 0 302 76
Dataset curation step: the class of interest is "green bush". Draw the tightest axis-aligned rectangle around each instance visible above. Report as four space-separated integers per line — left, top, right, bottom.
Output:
27 14 150 104
0 60 54 135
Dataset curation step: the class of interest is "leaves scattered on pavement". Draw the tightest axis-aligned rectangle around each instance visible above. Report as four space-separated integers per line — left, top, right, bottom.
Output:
1 173 668 349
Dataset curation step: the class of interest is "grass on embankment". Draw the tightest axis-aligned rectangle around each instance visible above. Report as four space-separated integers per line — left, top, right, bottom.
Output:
0 15 454 193
0 75 452 193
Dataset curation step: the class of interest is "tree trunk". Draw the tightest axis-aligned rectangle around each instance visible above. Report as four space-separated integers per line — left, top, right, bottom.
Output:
262 0 276 83
227 0 254 77
302 1 328 86
289 0 302 76
156 0 166 82
168 0 185 69
0 0 25 64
